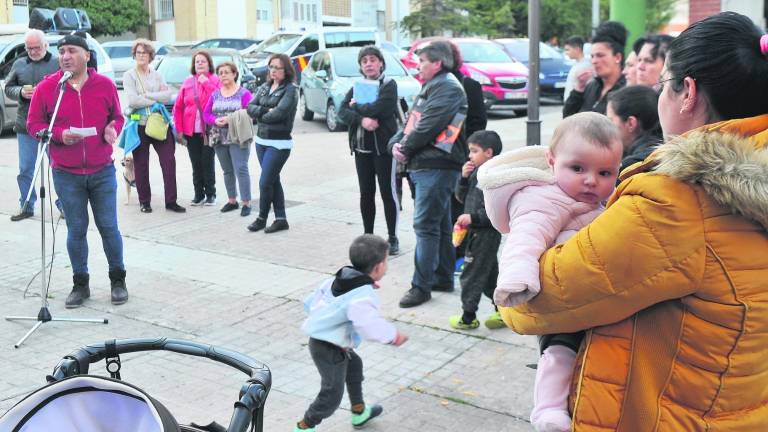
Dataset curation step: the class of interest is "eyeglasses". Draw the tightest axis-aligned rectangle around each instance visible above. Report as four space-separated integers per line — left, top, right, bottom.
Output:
135 51 149 56
656 77 676 92
268 65 284 71
25 45 44 52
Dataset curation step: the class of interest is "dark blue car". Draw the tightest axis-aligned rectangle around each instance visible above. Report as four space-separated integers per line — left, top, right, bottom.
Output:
495 38 572 100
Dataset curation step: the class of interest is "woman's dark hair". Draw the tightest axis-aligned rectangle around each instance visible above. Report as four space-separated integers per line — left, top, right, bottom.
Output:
632 37 647 55
357 45 386 76
666 11 768 121
642 34 674 62
608 85 662 138
592 21 628 61
189 50 214 75
216 61 239 82
267 53 296 84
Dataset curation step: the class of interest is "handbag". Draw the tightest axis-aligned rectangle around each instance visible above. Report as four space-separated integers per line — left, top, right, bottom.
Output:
134 68 169 141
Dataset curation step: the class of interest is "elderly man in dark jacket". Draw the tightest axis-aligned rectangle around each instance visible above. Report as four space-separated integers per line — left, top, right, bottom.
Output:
7 29 59 221
389 40 468 308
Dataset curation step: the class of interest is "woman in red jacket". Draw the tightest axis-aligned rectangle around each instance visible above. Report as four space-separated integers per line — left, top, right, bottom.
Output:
172 50 221 206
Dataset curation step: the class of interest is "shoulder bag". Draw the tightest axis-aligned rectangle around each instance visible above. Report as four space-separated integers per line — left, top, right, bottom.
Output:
134 69 170 141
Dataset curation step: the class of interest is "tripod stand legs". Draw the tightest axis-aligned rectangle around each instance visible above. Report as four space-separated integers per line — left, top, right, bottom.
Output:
6 307 109 348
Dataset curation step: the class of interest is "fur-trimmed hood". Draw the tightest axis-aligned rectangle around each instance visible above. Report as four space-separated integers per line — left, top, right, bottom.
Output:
622 115 768 230
477 145 553 190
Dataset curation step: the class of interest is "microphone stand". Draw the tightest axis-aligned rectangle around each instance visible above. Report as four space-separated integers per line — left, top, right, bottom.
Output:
5 76 108 349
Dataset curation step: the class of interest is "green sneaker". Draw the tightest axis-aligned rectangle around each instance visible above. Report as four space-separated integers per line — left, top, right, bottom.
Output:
484 312 506 329
293 425 315 432
351 404 383 428
449 314 480 330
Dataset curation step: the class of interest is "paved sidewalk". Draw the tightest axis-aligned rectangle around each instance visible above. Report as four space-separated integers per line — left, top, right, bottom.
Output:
0 107 564 431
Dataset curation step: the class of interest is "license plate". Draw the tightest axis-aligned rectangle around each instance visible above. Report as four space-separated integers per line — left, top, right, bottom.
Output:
554 81 566 88
504 92 526 100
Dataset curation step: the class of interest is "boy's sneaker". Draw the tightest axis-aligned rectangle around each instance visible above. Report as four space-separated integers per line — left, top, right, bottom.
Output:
449 314 480 330
204 195 217 206
293 425 315 432
351 404 383 428
484 311 506 329
190 195 205 206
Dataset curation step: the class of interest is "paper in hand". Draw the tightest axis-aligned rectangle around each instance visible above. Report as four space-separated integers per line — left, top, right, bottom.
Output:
353 80 379 105
69 126 97 137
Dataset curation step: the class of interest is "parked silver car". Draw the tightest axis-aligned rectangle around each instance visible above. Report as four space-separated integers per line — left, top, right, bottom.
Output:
300 47 420 132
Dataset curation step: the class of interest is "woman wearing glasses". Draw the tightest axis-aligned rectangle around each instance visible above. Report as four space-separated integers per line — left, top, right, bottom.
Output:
246 53 298 233
124 38 183 214
502 12 768 431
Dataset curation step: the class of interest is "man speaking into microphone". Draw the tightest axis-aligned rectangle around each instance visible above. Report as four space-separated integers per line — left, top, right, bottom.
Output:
27 33 128 308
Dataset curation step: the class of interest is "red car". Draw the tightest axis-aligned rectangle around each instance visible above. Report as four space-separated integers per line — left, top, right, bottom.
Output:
402 37 529 114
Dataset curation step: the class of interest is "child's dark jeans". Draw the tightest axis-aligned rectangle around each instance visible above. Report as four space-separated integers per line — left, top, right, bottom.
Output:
460 228 501 313
302 338 364 427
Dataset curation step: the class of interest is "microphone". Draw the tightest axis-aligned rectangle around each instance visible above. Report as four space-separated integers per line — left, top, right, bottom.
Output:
58 71 73 85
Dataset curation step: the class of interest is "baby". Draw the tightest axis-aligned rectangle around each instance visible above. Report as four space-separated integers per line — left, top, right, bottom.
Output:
478 112 623 432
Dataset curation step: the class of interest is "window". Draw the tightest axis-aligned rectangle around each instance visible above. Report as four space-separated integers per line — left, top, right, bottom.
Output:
293 3 298 20
13 0 28 6
312 5 317 22
325 32 376 49
157 0 174 20
300 4 305 21
292 34 318 56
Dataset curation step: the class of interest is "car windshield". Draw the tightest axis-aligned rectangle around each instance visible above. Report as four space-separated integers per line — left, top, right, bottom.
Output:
156 54 234 85
502 41 561 62
105 46 133 59
333 51 406 78
256 34 302 55
456 42 511 63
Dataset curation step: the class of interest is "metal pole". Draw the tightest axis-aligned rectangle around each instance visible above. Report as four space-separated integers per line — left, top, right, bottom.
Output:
592 0 600 37
526 0 541 146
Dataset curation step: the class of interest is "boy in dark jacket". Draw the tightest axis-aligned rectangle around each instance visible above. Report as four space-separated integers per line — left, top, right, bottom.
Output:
449 130 504 330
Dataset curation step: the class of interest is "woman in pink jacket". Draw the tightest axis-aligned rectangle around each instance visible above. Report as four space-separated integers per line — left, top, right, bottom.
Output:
478 112 623 432
172 50 221 206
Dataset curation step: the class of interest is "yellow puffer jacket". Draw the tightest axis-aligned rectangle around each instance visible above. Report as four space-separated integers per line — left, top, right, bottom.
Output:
501 115 768 431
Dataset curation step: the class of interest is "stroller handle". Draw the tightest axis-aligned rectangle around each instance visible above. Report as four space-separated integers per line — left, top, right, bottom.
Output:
49 338 271 432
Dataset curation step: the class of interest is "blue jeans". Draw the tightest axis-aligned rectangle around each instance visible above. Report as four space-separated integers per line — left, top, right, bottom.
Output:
255 144 290 219
410 169 460 293
17 132 39 211
52 164 124 275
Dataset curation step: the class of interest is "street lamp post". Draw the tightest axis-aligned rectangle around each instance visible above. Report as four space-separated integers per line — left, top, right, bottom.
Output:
526 0 541 146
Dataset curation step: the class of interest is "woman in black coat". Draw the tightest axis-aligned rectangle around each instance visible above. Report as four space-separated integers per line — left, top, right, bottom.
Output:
337 46 401 254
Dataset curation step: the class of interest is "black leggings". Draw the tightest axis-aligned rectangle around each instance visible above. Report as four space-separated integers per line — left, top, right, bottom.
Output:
354 152 399 238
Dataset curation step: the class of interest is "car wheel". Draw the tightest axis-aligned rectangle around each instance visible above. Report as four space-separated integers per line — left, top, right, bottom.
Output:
325 100 343 132
513 109 528 118
300 91 314 121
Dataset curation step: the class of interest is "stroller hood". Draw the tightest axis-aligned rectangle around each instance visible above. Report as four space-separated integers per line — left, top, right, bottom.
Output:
0 375 179 432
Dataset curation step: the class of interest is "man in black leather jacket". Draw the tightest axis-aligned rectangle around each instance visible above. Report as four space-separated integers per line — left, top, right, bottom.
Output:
389 40 468 308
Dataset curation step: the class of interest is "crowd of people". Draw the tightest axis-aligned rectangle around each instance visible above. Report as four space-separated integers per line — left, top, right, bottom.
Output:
7 11 768 431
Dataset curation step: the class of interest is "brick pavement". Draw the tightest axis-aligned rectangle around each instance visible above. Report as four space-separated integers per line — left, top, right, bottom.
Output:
0 106 565 431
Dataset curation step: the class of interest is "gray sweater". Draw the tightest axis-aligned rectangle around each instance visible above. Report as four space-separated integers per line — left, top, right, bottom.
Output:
123 67 172 125
4 52 59 134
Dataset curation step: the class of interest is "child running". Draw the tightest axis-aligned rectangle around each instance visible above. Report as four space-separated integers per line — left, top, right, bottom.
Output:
449 130 505 330
478 112 623 432
295 234 409 432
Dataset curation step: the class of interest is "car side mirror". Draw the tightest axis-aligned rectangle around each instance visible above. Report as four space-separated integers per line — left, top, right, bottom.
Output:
315 70 327 80
242 73 256 82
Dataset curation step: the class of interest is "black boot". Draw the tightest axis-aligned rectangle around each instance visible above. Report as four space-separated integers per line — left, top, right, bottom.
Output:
247 217 267 232
109 269 129 305
388 236 400 256
264 219 289 234
65 273 90 308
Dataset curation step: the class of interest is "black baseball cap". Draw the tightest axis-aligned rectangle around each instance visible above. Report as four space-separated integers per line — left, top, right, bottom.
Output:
58 33 89 51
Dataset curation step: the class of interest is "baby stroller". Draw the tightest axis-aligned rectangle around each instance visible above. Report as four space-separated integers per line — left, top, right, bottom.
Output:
0 338 271 432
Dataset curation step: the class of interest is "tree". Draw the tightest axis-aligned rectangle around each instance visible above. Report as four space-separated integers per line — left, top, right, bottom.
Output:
400 0 470 37
29 0 148 37
646 0 676 33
